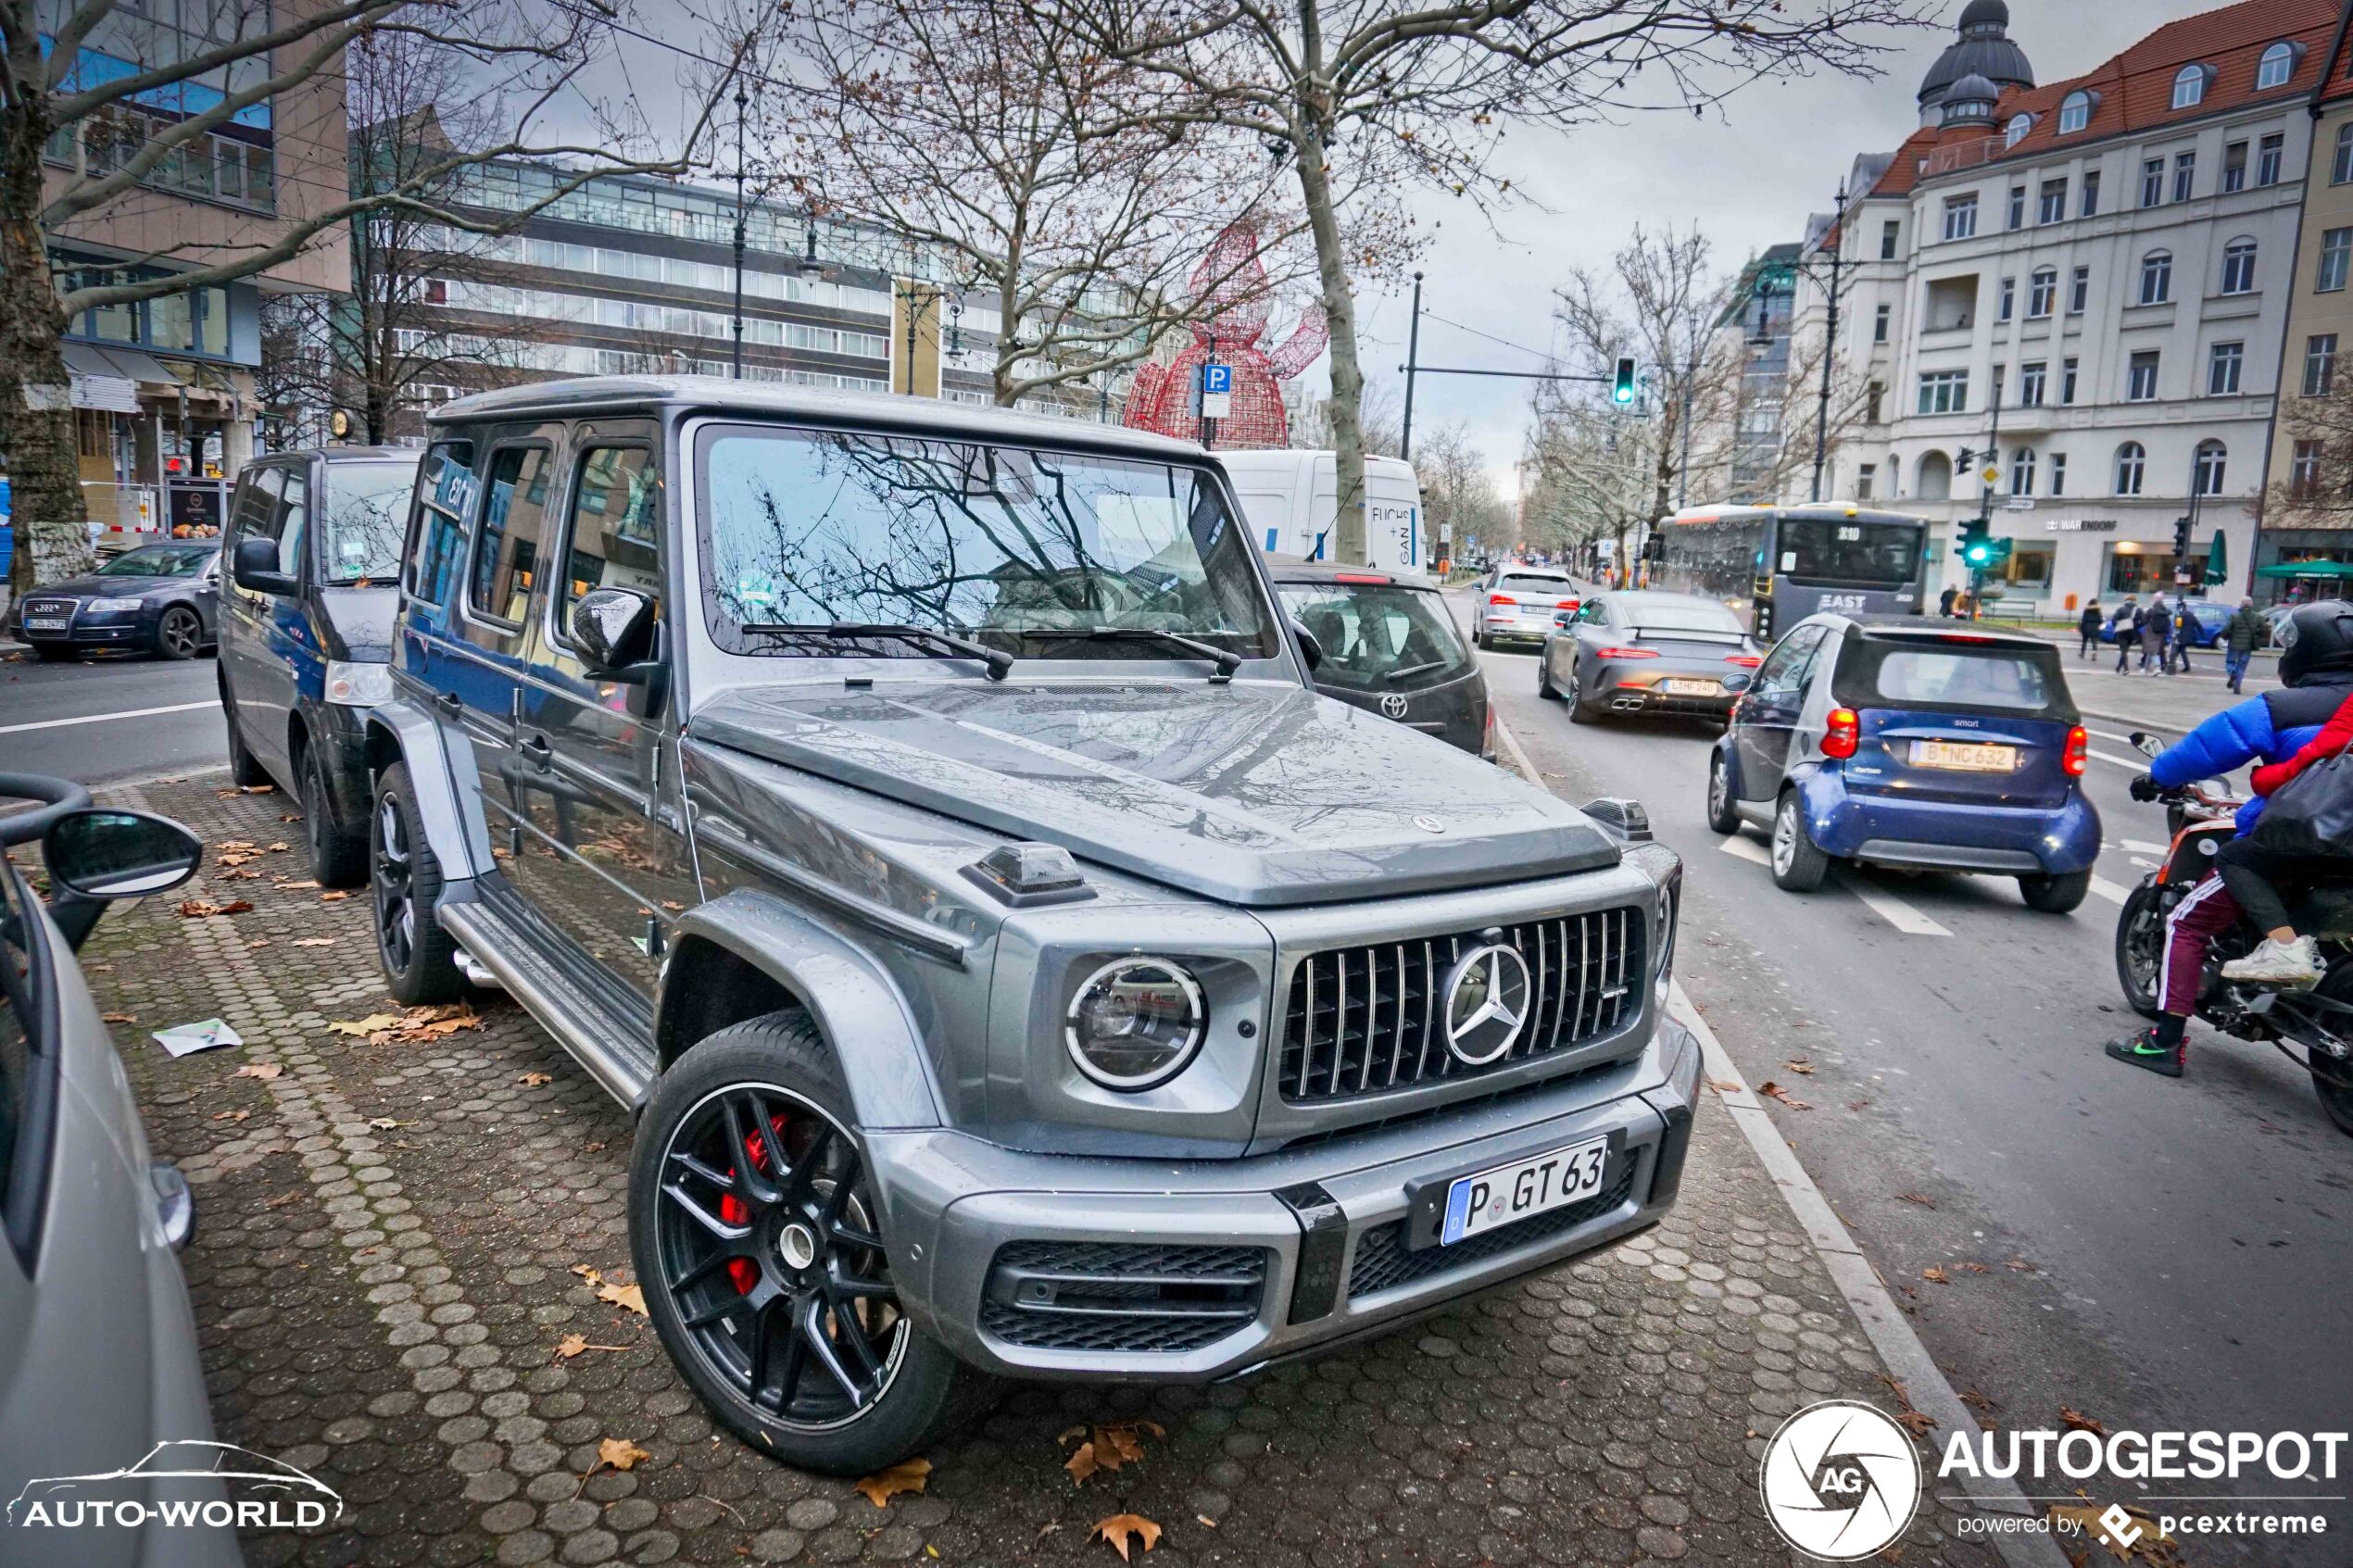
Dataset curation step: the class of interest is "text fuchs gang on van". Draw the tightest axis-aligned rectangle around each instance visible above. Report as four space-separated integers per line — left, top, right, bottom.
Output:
6 1441 344 1537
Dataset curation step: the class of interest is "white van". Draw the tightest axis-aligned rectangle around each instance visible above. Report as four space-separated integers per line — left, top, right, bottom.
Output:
1215 448 1427 572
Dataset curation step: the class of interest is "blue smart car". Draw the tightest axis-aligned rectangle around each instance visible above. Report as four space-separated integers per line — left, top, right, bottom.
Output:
1705 616 2099 912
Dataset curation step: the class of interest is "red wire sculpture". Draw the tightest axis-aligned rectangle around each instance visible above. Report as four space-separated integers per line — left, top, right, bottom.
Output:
1123 222 1327 448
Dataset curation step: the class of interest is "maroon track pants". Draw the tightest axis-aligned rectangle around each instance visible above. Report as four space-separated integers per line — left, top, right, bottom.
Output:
2159 872 2241 1017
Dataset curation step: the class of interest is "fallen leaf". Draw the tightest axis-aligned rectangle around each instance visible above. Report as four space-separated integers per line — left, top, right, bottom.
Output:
1921 1266 1950 1285
520 1071 553 1086
594 1436 650 1474
554 1334 632 1361
277 879 319 891
319 890 351 902
292 937 336 947
1892 1409 1936 1436
2007 1258 2037 1273
1756 1081 1812 1110
2060 1407 2107 1436
1960 1261 1990 1273
329 1013 404 1036
368 1117 414 1129
233 1062 283 1081
212 1109 251 1123
1061 1421 1164 1486
573 1265 648 1316
1092 1514 1162 1561
1895 1192 1937 1209
176 898 254 918
247 938 271 948
101 1011 136 1023
584 1141 606 1153
267 842 290 852
1195 1514 1217 1529
661 899 684 911
853 1458 931 1508
241 784 275 795
1782 1058 1815 1075
1960 1389 2002 1412
1705 1078 1743 1094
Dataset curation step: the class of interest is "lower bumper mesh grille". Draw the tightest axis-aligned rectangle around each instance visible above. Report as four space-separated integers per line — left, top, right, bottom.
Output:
1346 1161 1640 1299
980 1241 1268 1353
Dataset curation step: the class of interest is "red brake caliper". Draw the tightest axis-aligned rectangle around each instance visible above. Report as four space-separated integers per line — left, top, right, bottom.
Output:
720 1110 791 1294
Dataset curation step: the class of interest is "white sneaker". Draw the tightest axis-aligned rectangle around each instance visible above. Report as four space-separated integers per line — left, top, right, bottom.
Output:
2221 935 2325 987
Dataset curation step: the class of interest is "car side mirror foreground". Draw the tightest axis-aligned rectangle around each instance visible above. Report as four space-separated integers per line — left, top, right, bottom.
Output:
573 588 660 677
1290 618 1323 673
231 535 296 596
1722 672 1754 694
43 809 203 949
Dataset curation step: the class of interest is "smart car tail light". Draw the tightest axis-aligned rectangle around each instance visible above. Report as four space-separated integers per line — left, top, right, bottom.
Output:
2063 725 2089 777
1822 708 1860 760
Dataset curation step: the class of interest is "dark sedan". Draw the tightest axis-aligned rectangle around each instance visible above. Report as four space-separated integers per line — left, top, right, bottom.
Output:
1270 560 1491 756
7 542 220 660
1539 590 1763 725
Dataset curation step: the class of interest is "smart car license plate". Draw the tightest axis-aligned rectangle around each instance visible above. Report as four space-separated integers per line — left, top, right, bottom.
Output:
1912 740 2016 772
1660 678 1720 696
25 617 69 630
1439 1135 1612 1246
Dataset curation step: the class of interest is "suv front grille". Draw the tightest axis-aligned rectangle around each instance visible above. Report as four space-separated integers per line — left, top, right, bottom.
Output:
1277 909 1644 1105
1347 1160 1639 1299
979 1241 1267 1353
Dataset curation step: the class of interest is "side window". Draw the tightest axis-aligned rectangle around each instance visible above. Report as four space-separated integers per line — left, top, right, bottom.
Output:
554 446 661 638
1579 599 1607 625
408 441 478 606
273 467 308 578
1753 626 1822 698
229 465 281 549
470 445 552 626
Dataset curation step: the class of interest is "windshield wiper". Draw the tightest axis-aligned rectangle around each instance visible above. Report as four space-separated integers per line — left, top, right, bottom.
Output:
1054 625 1242 679
739 621 1013 682
1383 659 1451 684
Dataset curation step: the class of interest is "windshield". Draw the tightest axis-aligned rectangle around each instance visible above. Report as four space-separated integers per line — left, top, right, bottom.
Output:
97 545 213 578
1277 583 1469 692
1621 596 1743 636
698 427 1280 662
321 461 417 584
1774 519 1921 588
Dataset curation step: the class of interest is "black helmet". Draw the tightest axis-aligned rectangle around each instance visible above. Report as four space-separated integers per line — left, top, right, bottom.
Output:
2276 600 2353 684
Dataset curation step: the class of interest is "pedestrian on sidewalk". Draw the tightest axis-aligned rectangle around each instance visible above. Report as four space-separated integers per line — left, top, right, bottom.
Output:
2079 601 2104 659
2112 596 2142 673
1939 583 1958 618
2224 596 2263 694
2139 598 2168 673
2171 600 2198 674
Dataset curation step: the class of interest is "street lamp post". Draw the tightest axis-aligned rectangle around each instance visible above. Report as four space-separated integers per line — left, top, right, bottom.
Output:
730 75 748 381
1401 271 1424 460
1806 182 1849 505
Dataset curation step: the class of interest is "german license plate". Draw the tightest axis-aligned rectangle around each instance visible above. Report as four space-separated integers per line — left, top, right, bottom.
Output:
1440 1134 1612 1245
1660 678 1720 696
25 617 69 630
1913 740 2017 771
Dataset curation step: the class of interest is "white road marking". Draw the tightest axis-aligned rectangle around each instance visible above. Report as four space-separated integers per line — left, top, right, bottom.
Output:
2088 748 2146 771
2121 838 2171 855
2088 874 2133 906
1719 835 1771 865
1834 872 1954 936
0 699 215 736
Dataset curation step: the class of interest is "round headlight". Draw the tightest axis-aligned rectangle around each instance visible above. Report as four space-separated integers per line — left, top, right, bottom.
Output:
1064 959 1207 1091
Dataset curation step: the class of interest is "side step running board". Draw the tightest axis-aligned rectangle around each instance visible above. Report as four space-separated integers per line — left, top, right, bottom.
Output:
453 949 505 991
439 901 658 1111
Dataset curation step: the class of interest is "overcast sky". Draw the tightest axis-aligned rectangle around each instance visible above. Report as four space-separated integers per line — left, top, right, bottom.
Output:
1342 0 2244 497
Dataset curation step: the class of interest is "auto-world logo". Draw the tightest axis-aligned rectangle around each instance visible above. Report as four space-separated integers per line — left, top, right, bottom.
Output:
6 1440 344 1533
1759 1400 1923 1561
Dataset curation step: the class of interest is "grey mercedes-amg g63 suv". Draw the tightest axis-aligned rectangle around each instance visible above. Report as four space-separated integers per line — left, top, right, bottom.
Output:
362 377 1700 1474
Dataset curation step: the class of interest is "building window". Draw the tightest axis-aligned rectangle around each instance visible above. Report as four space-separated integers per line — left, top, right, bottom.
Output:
2172 151 2196 203
2061 358 2080 404
1943 194 1978 241
1998 277 2017 321
1918 370 1969 415
1881 220 1900 259
1873 303 1891 344
2173 65 2208 109
2321 228 2353 293
2129 350 2161 401
1857 463 1878 499
2259 132 2285 187
2007 186 2026 231
2221 238 2258 295
2116 442 2146 495
2080 169 2101 217
2194 440 2228 495
2019 361 2047 405
2223 142 2248 193
2307 332 2338 396
2208 341 2244 395
2293 440 2323 497
2258 42 2296 90
2027 268 2057 319
2006 114 2033 149
2139 251 2172 305
1866 382 1884 423
2010 447 2036 495
2141 157 2166 207
2050 453 2069 496
2036 179 2066 225
2059 91 2093 134
2337 126 2353 186
2070 266 2090 313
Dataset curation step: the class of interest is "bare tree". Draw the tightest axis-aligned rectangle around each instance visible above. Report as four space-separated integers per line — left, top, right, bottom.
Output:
1413 421 1507 560
2 0 740 590
2267 384 2353 533
1037 0 1925 566
1292 375 1401 457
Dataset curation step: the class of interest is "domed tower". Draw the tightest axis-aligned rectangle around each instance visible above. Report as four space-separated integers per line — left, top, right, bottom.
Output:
1937 73 2002 132
1918 0 2034 128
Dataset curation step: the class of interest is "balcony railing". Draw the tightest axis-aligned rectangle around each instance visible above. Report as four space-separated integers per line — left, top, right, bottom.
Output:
44 106 275 215
1923 136 2007 179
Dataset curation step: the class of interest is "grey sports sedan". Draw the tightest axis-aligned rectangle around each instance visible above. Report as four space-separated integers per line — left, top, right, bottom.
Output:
1538 590 1763 725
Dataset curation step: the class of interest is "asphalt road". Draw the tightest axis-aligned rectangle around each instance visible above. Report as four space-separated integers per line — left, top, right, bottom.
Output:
1461 598 2352 1560
0 646 227 785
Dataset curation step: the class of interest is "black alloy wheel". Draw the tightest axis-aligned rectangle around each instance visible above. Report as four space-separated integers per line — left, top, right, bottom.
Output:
371 763 463 1003
154 605 202 660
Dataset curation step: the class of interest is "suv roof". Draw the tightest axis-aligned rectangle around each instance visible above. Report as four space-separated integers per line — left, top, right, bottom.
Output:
248 445 415 464
428 375 1205 463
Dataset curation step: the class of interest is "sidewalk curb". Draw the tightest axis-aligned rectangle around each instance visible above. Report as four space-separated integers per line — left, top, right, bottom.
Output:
1488 710 2070 1568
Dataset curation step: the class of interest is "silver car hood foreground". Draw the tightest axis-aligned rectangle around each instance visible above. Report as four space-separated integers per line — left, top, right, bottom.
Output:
690 678 1619 908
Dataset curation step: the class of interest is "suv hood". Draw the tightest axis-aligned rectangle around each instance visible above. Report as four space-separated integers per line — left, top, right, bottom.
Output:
692 680 1618 907
319 583 398 662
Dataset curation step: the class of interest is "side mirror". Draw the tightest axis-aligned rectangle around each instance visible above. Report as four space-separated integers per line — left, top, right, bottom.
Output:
232 536 296 596
1722 672 1754 694
1290 618 1323 673
42 809 203 947
1580 797 1654 842
572 587 660 676
2133 732 2163 758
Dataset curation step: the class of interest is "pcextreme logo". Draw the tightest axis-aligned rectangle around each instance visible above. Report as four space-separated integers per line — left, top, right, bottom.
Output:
6 1440 344 1533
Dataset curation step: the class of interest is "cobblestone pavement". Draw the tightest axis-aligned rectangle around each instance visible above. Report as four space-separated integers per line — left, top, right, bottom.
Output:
82 775 2002 1568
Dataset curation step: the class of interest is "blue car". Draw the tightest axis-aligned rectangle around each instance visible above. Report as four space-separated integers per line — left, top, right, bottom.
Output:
1705 615 2099 912
2095 600 2229 648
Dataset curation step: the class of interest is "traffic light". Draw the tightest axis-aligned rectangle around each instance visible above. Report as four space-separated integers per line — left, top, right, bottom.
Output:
2173 516 2194 557
1957 516 1994 568
1613 357 1638 406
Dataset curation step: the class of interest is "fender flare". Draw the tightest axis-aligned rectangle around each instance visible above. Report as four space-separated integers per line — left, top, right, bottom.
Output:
1708 733 1743 800
660 889 945 1132
360 698 493 883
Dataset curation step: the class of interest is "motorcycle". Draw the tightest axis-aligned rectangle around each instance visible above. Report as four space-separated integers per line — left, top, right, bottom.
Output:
2113 734 2353 1136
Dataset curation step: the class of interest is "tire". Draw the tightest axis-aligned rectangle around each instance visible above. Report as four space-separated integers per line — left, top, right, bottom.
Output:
1535 648 1561 700
631 1013 988 1474
2019 869 2093 914
371 762 464 1004
152 604 202 660
1705 752 1742 835
1769 792 1830 892
303 739 367 889
1565 659 1601 724
2113 882 2165 1020
220 674 271 787
2307 968 2353 1138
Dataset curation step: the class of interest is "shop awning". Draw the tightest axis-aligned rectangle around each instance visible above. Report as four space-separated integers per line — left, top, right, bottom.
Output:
2255 559 2353 579
59 342 140 413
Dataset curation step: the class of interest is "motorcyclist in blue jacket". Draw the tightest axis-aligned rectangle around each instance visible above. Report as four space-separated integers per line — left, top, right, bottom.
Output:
2107 601 2353 1076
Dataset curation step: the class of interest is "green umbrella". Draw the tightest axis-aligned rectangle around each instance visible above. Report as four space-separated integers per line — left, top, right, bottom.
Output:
2207 530 2227 583
2255 559 2353 578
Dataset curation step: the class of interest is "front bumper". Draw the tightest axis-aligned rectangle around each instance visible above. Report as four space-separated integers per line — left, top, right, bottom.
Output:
13 603 151 649
1801 772 2101 875
870 1017 1703 1382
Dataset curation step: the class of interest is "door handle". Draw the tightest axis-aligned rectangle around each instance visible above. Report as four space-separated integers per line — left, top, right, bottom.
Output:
522 734 553 770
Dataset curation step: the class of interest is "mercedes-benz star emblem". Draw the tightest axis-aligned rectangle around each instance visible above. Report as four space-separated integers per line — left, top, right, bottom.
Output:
1379 693 1410 720
1413 814 1445 834
1441 944 1532 1065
